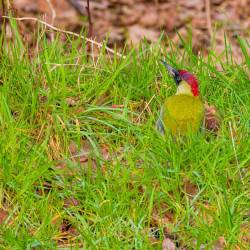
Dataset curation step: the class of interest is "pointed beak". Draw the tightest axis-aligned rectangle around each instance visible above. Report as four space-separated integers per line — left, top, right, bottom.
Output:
160 60 181 85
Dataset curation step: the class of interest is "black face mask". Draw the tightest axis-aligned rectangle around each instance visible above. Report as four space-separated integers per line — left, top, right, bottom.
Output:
160 60 181 85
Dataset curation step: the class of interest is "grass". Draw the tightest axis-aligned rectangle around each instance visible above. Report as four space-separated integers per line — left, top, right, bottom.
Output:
0 22 249 249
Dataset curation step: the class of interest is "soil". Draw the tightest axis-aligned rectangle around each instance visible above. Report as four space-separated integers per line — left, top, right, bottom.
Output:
4 0 250 61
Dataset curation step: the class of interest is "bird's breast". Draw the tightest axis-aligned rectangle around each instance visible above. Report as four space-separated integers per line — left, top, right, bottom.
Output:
162 95 204 135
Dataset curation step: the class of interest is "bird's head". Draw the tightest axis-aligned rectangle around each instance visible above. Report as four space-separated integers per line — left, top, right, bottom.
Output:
160 60 199 96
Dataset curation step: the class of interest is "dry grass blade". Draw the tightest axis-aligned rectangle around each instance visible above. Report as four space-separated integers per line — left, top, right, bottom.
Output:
2 16 125 58
228 121 244 184
136 94 156 123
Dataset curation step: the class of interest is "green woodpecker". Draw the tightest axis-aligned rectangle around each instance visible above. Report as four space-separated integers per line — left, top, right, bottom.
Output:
156 60 204 135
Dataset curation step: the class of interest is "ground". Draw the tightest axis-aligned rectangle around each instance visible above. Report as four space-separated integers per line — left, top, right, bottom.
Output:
9 0 250 62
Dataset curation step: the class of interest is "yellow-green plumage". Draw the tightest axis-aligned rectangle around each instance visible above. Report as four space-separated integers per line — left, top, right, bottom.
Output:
157 61 204 135
156 80 204 135
162 94 204 135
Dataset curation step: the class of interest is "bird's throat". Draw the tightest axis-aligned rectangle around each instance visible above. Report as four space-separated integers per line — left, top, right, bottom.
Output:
176 81 193 96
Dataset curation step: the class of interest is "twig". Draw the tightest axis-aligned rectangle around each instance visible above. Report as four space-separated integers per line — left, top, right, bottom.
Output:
228 121 244 184
1 16 125 58
85 0 93 61
205 0 212 38
85 0 93 38
0 0 6 55
45 0 56 41
45 63 112 74
1 0 6 15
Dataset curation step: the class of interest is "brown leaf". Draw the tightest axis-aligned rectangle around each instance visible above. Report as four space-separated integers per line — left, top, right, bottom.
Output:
69 140 92 164
13 0 37 11
108 29 124 45
101 144 110 161
139 10 158 28
204 102 220 133
35 181 53 195
68 141 79 156
75 107 85 113
183 178 198 197
0 209 8 224
151 203 174 229
146 227 160 245
57 218 79 245
241 220 250 244
38 94 48 103
111 104 124 109
55 160 67 170
64 197 80 208
213 236 226 250
119 8 141 26
162 238 176 250
59 219 78 235
181 0 204 9
66 97 77 107
128 25 160 44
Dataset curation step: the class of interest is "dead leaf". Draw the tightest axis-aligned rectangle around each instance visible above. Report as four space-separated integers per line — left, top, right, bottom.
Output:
111 104 124 109
119 8 141 26
139 10 158 28
151 203 174 233
146 227 160 245
213 236 226 250
64 197 80 208
68 140 93 165
58 219 79 243
204 102 220 133
128 25 160 44
183 178 198 197
35 181 53 195
75 107 85 113
241 220 250 244
0 209 8 224
101 144 110 161
38 94 48 103
68 141 79 156
66 97 77 107
162 238 176 250
55 160 67 170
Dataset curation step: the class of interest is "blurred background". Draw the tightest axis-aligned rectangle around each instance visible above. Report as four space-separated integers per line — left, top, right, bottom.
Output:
4 0 250 60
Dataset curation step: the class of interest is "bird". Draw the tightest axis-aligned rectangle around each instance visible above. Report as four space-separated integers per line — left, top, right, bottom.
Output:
156 60 204 135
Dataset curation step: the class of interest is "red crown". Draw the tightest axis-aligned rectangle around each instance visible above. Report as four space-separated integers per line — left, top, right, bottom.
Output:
179 70 199 96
